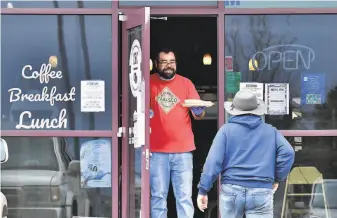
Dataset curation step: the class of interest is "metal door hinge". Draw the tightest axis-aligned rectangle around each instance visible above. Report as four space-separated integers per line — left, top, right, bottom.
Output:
118 13 127 22
117 127 125 137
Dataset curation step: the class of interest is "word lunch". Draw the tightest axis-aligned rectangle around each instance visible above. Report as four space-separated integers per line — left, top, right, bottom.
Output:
8 63 75 129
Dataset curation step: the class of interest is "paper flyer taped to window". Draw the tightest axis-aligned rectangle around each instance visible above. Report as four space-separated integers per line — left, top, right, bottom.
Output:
225 56 233 72
81 80 105 112
265 83 289 115
240 82 264 100
301 73 326 105
80 139 111 188
226 72 241 94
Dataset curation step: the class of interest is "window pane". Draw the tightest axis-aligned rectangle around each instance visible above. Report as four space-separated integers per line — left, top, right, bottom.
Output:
274 136 337 217
225 15 337 130
1 136 114 218
1 1 112 8
224 0 337 8
1 15 112 130
119 0 217 7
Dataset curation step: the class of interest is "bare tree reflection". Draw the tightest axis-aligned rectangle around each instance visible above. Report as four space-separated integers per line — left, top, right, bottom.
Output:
226 15 297 83
77 0 95 130
314 86 337 131
53 0 79 158
327 86 337 129
225 15 300 129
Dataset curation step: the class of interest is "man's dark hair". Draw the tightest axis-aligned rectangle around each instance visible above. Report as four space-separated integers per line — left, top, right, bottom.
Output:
156 48 175 62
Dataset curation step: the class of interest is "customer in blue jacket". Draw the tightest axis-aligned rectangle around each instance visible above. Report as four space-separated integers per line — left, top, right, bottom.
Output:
196 90 295 218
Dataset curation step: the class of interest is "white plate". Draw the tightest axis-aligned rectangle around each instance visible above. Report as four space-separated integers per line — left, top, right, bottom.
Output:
181 100 214 108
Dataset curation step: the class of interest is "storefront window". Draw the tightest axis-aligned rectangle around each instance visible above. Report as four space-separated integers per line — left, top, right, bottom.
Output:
1 15 112 130
119 0 217 7
225 14 337 130
274 136 337 217
1 1 112 8
1 136 113 218
224 1 337 8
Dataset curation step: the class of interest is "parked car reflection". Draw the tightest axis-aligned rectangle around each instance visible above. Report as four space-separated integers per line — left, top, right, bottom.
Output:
1 137 93 218
0 139 9 218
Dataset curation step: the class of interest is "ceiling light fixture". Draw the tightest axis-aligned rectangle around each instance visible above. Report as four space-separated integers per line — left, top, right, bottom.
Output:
203 53 212 65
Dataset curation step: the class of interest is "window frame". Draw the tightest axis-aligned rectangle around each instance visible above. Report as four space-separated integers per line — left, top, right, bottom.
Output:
222 10 337 136
0 2 119 218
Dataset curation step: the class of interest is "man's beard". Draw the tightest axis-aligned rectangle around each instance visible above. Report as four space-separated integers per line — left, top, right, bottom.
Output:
157 67 176 80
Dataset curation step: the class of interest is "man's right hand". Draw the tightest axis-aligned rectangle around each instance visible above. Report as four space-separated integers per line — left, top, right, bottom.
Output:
272 183 279 193
197 195 208 212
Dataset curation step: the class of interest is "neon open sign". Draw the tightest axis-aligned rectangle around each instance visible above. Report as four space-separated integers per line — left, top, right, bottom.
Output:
250 44 316 71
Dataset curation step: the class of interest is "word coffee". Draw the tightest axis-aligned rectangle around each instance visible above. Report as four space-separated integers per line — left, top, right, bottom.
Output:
22 63 63 84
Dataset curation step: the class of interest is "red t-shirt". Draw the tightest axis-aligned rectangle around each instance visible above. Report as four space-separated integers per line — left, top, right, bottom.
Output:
150 73 200 153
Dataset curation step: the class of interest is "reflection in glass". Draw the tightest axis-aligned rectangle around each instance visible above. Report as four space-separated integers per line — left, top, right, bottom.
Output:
273 136 337 218
134 148 142 218
225 15 337 130
1 15 112 130
223 1 337 9
0 136 113 218
1 1 112 8
2 137 58 171
119 0 217 6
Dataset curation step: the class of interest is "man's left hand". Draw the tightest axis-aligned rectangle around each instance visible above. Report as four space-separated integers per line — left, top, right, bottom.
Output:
190 106 206 116
197 194 208 212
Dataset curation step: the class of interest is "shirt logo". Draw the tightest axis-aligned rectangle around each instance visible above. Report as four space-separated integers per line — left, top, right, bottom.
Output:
156 87 180 114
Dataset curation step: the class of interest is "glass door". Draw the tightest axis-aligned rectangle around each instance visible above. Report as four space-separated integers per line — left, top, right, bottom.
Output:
121 7 151 218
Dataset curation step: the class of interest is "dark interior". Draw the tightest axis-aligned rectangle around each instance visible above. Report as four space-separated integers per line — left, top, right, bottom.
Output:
150 16 218 87
150 16 218 218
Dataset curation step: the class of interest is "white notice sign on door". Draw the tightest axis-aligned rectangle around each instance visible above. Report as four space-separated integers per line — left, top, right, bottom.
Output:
265 83 289 115
240 82 264 100
81 80 105 112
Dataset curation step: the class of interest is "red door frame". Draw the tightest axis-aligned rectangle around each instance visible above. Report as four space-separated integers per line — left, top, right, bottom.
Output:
121 7 151 218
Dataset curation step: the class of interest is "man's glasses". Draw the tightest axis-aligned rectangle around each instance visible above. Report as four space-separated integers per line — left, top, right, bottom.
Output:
158 60 176 66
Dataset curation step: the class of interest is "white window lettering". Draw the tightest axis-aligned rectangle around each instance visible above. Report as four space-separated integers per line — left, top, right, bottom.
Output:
15 109 67 129
8 86 76 106
9 62 79 129
8 88 22 102
21 63 62 84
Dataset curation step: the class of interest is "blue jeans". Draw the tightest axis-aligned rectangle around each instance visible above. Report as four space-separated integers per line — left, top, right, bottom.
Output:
219 184 274 218
150 152 194 218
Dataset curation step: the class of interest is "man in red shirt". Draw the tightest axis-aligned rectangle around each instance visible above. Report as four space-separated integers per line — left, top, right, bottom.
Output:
150 48 205 218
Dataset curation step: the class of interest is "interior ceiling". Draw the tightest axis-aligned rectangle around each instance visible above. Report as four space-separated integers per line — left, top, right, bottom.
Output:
150 17 218 88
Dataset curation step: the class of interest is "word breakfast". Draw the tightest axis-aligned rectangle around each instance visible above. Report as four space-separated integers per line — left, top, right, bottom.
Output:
8 63 75 129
